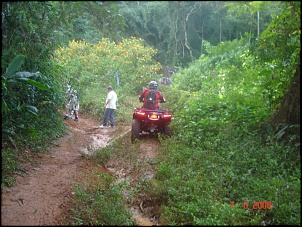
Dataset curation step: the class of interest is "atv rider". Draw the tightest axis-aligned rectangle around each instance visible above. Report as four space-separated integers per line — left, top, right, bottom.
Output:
139 81 165 110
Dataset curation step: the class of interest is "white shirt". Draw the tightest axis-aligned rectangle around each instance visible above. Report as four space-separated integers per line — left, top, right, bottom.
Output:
106 90 117 109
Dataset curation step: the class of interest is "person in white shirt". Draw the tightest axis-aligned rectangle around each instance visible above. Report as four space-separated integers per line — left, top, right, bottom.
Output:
100 86 118 128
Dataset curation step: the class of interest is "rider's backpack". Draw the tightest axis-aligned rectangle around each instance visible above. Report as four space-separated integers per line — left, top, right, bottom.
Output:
146 89 156 104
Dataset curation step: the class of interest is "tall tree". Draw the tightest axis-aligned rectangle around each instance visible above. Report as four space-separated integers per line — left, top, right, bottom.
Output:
117 1 282 67
256 1 300 125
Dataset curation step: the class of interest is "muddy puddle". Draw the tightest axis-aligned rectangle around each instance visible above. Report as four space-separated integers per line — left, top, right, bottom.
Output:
83 126 160 226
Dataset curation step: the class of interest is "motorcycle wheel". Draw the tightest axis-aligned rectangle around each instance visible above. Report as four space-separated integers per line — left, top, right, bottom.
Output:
131 119 141 143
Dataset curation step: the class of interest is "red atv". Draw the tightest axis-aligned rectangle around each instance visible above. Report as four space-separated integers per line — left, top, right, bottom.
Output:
131 107 173 142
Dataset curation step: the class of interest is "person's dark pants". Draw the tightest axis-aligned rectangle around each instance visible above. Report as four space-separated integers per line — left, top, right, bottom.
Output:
102 108 115 127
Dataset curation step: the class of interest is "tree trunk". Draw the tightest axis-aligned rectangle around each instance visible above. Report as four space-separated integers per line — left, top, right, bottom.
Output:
257 11 260 36
219 18 222 42
183 3 197 62
271 62 300 125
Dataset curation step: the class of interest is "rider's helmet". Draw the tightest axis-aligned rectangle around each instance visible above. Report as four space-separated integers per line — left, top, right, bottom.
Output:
148 81 158 90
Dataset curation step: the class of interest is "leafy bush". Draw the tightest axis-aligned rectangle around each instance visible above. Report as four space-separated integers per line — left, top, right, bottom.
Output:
2 55 66 187
72 172 133 225
146 18 300 225
1 148 20 188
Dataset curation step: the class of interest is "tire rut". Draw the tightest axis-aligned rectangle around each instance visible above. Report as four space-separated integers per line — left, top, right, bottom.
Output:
1 116 161 226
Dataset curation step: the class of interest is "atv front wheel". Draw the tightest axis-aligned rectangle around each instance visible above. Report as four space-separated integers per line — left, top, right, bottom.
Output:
131 119 141 143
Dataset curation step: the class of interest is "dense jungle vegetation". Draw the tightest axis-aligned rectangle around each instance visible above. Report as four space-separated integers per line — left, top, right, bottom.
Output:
2 1 300 225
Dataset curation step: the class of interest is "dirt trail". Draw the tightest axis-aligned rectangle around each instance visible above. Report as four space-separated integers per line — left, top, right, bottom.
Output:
1 116 160 226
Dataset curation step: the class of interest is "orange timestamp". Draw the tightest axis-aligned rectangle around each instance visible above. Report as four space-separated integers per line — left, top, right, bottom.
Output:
230 201 272 210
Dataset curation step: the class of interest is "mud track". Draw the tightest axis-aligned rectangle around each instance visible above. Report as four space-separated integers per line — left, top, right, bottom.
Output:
1 116 161 226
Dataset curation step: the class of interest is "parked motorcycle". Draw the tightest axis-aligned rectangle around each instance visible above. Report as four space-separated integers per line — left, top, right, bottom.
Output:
131 106 173 142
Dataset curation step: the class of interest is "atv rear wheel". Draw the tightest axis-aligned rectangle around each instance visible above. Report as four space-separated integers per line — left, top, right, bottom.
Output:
163 123 172 137
131 119 141 143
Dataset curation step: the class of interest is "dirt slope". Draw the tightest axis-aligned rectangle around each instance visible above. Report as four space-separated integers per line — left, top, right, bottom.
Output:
1 116 158 226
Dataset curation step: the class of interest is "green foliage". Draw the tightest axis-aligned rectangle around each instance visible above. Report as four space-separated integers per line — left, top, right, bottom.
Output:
52 37 161 118
94 148 111 165
253 1 301 109
1 1 129 167
71 172 133 225
118 1 281 67
113 95 139 124
2 55 64 142
145 3 300 225
72 1 126 40
1 55 66 186
1 1 299 225
152 124 300 225
94 130 141 168
1 148 20 188
2 2 67 70
72 134 143 225
2 1 71 158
